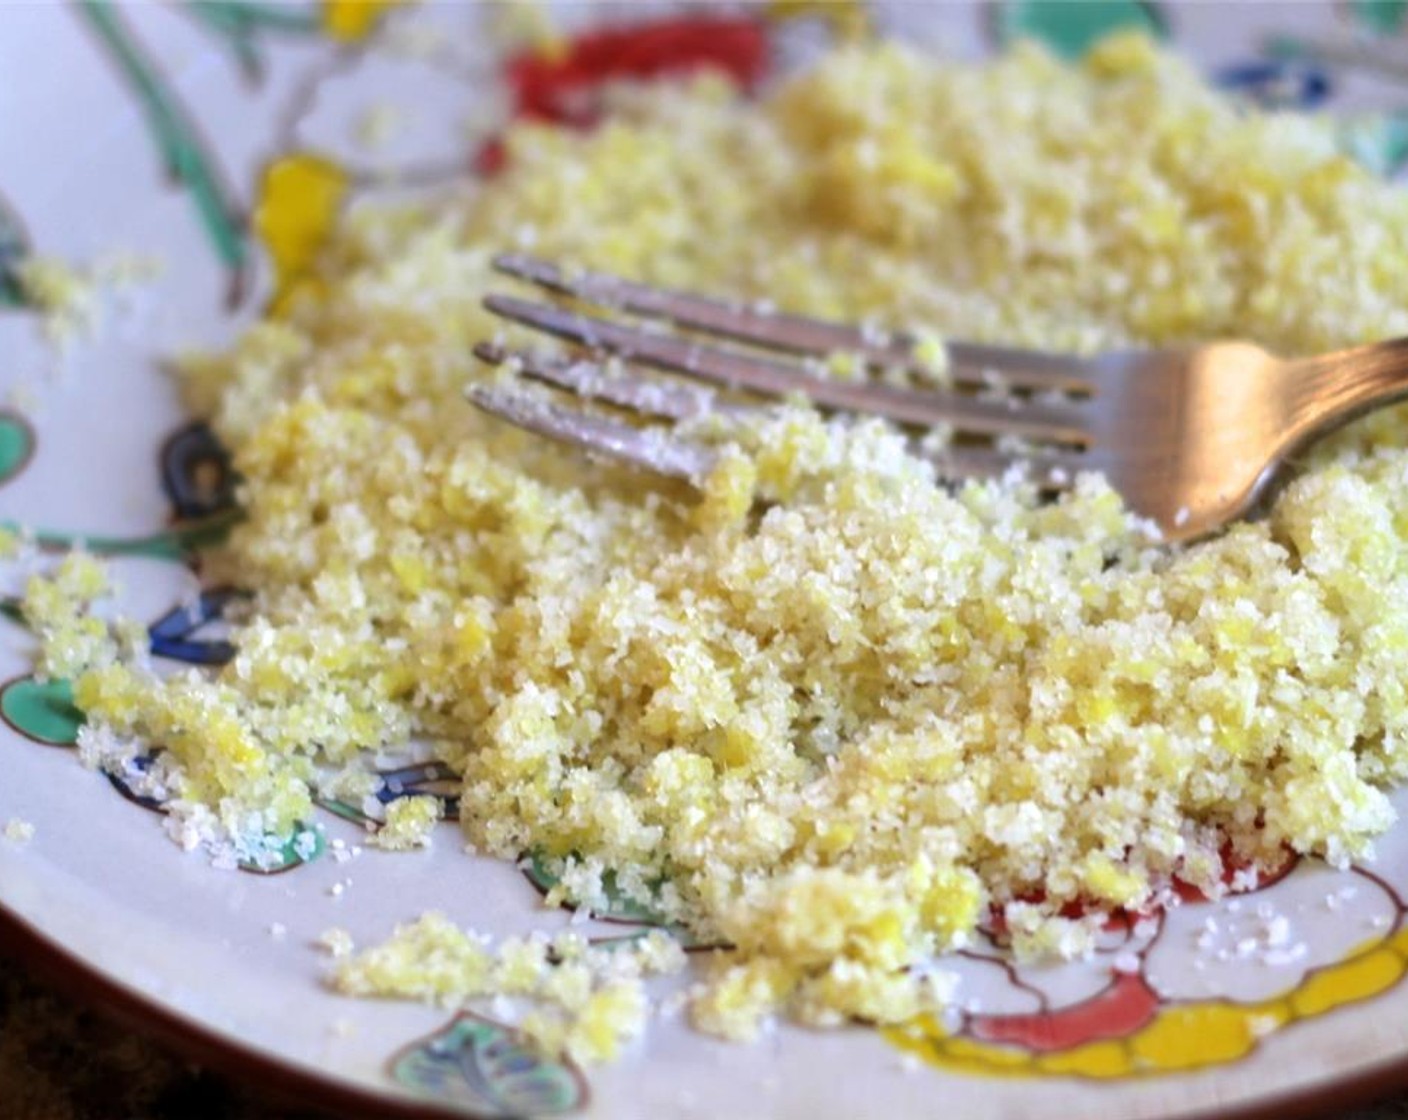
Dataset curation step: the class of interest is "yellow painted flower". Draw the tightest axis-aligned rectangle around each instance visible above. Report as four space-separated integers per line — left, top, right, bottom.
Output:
253 153 349 316
766 0 872 42
321 0 402 44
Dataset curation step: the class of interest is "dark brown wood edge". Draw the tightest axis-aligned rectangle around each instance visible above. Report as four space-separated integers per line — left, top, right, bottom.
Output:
5 890 1408 1120
0 900 469 1120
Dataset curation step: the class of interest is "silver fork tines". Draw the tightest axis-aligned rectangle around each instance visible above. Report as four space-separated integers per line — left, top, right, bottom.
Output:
470 255 1091 493
467 383 717 481
473 254 1408 542
473 341 728 423
492 252 1103 394
482 292 1091 445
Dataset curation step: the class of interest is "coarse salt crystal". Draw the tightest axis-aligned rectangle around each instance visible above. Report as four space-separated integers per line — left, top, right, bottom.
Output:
1263 943 1308 967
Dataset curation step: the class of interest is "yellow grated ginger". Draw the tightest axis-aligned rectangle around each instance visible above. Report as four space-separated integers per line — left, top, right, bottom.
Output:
34 35 1408 1048
368 794 441 850
22 553 118 681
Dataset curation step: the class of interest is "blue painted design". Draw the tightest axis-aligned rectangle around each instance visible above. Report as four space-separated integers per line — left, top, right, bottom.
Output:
1216 60 1332 110
390 1012 587 1117
317 760 461 825
148 586 247 665
102 750 325 873
105 751 168 811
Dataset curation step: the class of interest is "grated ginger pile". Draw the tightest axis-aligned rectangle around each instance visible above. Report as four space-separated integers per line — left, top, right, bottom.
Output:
27 34 1408 1052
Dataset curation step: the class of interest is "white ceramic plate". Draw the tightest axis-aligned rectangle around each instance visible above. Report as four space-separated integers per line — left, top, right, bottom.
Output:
5 4 1408 1118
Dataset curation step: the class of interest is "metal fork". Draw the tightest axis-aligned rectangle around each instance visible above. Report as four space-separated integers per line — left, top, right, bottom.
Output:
468 252 1408 542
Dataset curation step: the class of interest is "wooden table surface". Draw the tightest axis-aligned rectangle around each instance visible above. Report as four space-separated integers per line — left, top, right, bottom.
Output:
1 952 1406 1120
0 957 308 1120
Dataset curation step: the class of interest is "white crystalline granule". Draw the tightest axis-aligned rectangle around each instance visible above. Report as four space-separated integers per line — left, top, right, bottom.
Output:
3 818 34 845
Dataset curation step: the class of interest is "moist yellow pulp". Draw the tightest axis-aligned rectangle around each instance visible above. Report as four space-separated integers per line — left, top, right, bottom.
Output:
26 34 1408 1051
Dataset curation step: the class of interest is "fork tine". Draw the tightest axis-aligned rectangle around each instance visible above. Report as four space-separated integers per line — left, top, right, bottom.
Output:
927 447 1083 489
492 252 1100 393
466 384 717 480
473 342 732 423
484 294 1092 445
474 342 1089 488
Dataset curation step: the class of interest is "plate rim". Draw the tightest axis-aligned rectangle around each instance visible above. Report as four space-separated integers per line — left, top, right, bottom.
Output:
5 894 1408 1120
0 898 463 1120
5 4 1408 1118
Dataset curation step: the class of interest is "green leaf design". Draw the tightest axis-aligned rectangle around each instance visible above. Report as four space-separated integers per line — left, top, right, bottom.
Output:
523 850 717 949
1340 112 1408 178
391 1013 587 1117
575 930 658 955
992 0 1166 58
0 412 35 485
1350 0 1408 35
239 821 325 873
316 796 369 826
524 850 669 924
75 2 250 306
101 749 326 874
0 194 30 309
0 677 84 746
2 509 240 563
180 2 321 83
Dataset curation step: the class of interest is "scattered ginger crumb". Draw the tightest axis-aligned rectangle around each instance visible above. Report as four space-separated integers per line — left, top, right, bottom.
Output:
354 103 406 151
14 252 159 350
908 327 950 385
368 795 441 850
332 914 683 1063
487 0 566 60
3 818 34 846
22 553 118 681
16 258 100 345
317 928 355 958
39 33 1408 1048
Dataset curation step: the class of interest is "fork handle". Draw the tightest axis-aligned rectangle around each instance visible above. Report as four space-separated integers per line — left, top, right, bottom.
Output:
1285 336 1408 446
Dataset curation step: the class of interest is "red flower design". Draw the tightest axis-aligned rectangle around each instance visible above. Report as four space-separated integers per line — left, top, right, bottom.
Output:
477 15 770 175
